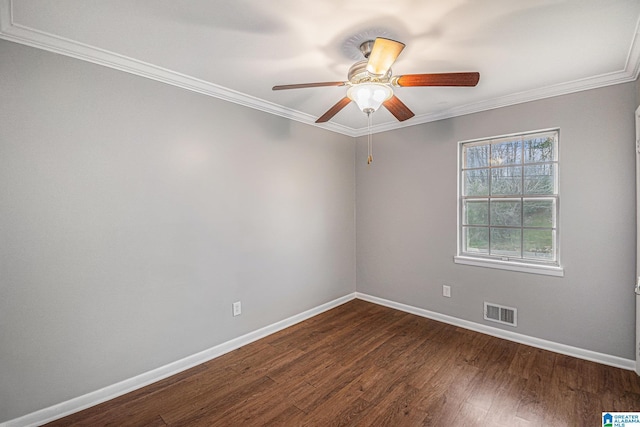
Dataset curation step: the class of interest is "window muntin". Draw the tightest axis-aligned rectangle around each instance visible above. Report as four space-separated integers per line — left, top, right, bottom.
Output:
459 130 559 266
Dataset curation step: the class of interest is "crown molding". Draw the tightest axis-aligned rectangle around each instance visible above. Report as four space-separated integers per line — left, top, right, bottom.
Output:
0 0 359 137
362 17 640 136
1 0 639 139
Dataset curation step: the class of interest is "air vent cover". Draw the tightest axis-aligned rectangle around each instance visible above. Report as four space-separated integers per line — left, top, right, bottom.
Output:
484 302 517 327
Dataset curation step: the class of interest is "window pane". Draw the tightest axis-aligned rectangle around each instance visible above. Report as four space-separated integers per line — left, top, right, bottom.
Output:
464 200 488 225
458 129 559 268
523 199 555 227
463 227 489 254
523 229 555 260
490 228 521 257
491 166 522 195
490 200 521 226
524 164 555 195
524 135 556 163
491 139 521 166
464 144 489 168
464 169 489 196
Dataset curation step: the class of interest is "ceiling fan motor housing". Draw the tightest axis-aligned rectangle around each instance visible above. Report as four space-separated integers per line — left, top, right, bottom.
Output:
348 60 391 84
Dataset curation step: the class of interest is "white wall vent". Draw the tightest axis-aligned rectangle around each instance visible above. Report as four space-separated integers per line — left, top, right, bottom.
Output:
484 302 517 327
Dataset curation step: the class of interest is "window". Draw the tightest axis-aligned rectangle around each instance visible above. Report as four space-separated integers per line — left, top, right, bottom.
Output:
455 129 562 276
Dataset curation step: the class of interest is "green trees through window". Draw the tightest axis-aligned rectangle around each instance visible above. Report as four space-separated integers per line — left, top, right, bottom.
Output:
459 130 558 265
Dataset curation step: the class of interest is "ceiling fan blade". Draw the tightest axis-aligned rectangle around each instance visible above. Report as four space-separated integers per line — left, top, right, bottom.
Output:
315 97 352 123
272 81 346 90
366 37 405 76
394 72 480 87
383 95 415 122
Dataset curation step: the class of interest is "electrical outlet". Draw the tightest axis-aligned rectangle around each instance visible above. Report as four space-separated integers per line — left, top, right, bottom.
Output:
232 301 242 317
443 285 451 298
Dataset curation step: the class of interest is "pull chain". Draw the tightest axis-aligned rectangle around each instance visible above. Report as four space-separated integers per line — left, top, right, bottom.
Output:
367 110 373 165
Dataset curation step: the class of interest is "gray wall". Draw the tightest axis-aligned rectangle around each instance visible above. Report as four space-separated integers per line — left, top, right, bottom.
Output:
357 82 637 359
1 35 638 424
0 40 356 422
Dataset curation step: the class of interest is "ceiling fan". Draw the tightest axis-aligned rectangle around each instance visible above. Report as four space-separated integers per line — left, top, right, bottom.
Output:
272 37 480 124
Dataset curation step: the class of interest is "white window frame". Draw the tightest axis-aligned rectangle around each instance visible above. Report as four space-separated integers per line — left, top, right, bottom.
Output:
454 129 564 277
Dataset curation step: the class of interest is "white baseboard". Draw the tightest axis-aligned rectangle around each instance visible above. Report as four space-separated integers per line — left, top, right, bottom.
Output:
356 292 636 371
4 291 635 426
1 293 357 427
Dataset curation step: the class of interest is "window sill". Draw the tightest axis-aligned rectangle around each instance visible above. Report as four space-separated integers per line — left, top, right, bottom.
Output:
454 255 564 277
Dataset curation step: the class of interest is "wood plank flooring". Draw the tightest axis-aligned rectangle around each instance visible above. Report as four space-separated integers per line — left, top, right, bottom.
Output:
45 299 640 426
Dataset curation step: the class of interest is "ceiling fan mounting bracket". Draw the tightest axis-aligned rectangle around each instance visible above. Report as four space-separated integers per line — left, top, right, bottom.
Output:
359 40 375 59
341 28 399 60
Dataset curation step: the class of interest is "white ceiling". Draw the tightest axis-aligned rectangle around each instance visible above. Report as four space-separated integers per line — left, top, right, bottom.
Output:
1 0 639 136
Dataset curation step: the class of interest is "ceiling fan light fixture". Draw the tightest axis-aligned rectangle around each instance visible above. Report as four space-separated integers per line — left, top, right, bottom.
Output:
272 36 479 125
347 83 393 113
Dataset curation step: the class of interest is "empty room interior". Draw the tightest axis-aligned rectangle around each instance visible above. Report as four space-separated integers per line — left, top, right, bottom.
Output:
2 1 640 426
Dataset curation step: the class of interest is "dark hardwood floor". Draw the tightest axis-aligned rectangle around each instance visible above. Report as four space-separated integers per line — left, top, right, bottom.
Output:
46 299 640 426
